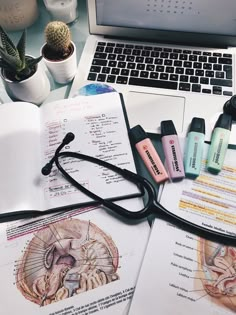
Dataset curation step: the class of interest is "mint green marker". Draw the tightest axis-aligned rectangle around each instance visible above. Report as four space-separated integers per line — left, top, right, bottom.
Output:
184 117 205 178
207 113 232 174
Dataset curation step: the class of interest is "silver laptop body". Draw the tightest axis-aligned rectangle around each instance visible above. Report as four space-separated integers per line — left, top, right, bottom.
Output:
70 0 236 142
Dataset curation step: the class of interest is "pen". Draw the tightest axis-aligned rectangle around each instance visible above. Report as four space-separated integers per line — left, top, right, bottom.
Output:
184 117 205 178
161 120 185 181
207 113 232 174
129 125 169 184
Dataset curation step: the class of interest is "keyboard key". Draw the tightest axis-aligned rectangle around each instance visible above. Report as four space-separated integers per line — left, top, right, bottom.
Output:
189 55 198 61
223 91 233 96
208 57 217 63
179 83 191 91
193 62 202 69
127 62 136 69
223 65 232 79
170 74 179 81
202 88 211 93
107 75 116 83
137 63 145 70
160 73 169 80
131 70 139 77
117 55 126 61
92 59 107 66
150 72 159 79
213 86 222 95
108 60 117 67
133 49 141 56
179 54 188 60
146 64 155 71
215 71 224 78
87 73 97 81
175 68 184 74
129 77 178 89
140 71 149 78
203 63 212 70
200 77 209 84
155 58 163 65
102 67 111 74
118 61 126 68
136 56 144 63
205 71 214 77
210 78 232 87
111 68 120 75
218 57 232 64
192 84 201 92
185 68 194 75
195 70 204 76
180 75 188 82
108 54 116 60
116 76 128 84
94 52 107 59
90 66 101 73
174 60 182 67
121 69 129 76
156 65 164 72
190 76 199 83
126 56 135 62
166 66 174 73
97 74 106 82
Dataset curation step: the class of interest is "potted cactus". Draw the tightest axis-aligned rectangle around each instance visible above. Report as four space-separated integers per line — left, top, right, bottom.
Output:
41 21 77 84
0 26 50 105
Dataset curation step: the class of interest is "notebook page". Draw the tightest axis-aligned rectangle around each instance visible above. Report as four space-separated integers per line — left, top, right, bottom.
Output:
39 92 139 210
0 102 42 212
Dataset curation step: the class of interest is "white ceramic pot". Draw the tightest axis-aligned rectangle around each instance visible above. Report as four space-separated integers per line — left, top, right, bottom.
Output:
41 41 77 84
1 62 51 106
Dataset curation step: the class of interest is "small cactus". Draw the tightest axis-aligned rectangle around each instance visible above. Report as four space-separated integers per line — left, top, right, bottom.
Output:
44 21 71 56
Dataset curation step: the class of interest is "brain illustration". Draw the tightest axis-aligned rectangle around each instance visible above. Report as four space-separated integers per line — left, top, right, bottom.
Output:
16 219 119 306
198 239 236 311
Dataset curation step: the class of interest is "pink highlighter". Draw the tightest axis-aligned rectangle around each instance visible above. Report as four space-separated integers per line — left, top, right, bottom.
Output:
161 120 185 181
129 125 169 184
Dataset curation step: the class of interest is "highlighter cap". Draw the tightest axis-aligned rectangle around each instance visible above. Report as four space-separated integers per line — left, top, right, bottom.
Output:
189 117 205 134
161 120 177 136
214 113 232 130
129 125 147 144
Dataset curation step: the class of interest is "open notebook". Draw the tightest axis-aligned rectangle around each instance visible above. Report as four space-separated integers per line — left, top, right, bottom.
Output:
70 0 236 142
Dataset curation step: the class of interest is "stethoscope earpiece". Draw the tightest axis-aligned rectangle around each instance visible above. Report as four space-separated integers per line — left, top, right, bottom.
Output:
223 95 236 120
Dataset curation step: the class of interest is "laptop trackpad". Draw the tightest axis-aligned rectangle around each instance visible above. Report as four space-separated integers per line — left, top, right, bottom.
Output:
126 91 185 134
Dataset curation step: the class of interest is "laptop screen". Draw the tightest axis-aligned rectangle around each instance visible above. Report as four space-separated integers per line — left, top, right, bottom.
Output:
96 0 236 36
89 0 236 47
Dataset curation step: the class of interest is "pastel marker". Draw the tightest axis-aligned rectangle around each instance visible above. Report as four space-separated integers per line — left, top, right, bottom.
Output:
129 125 169 184
207 113 232 174
184 117 205 178
161 120 185 181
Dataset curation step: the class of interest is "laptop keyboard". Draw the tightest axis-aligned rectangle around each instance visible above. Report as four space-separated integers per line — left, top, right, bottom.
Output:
87 41 233 96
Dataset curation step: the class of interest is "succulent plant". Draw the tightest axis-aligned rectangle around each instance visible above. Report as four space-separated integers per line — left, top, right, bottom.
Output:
0 26 42 81
44 21 72 58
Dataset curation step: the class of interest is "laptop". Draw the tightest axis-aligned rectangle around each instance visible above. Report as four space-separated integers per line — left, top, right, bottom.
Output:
70 0 236 142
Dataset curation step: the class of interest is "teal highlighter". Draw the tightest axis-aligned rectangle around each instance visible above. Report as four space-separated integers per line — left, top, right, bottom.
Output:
207 113 232 174
184 117 205 178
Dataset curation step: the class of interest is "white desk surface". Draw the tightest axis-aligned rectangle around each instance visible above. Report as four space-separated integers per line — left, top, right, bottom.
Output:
0 0 89 104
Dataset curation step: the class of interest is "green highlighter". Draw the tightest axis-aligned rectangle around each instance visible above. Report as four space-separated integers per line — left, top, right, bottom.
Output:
207 113 232 174
184 117 205 178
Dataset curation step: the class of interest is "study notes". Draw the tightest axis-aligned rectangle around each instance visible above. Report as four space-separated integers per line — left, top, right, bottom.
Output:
0 197 150 315
129 219 236 315
159 142 236 236
0 92 139 215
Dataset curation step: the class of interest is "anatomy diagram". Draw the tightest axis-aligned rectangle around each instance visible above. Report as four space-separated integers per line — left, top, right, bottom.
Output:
15 219 119 306
198 239 236 312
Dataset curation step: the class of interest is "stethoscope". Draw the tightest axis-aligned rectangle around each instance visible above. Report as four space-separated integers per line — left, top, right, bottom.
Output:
1 132 235 246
